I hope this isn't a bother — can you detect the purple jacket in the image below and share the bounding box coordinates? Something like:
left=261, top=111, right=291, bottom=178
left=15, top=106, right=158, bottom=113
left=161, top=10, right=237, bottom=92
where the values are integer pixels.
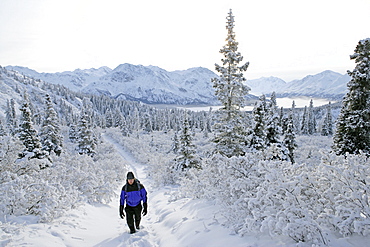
left=120, top=180, right=147, bottom=207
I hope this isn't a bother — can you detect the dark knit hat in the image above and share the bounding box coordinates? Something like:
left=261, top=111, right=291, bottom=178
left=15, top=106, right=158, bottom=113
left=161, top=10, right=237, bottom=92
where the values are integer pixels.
left=127, top=172, right=135, bottom=180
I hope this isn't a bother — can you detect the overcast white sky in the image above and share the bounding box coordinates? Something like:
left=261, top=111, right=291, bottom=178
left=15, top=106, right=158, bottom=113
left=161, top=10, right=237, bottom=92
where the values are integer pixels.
left=0, top=0, right=369, bottom=81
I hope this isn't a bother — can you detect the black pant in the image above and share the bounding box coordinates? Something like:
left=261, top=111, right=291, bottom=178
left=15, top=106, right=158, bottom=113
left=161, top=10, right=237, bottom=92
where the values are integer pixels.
left=125, top=204, right=142, bottom=231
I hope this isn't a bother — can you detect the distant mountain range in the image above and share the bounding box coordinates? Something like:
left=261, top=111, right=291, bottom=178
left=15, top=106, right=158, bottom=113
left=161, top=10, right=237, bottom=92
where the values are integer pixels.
left=246, top=70, right=350, bottom=99
left=6, top=64, right=219, bottom=105
left=5, top=65, right=350, bottom=105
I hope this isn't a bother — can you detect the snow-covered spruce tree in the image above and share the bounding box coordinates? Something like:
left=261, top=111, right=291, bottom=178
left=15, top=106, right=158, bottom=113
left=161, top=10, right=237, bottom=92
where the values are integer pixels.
left=82, top=97, right=95, bottom=128
left=114, top=109, right=124, bottom=128
left=120, top=117, right=131, bottom=137
left=249, top=95, right=267, bottom=151
left=68, top=124, right=78, bottom=143
left=321, top=102, right=333, bottom=136
left=291, top=100, right=301, bottom=134
left=301, top=106, right=309, bottom=135
left=279, top=107, right=288, bottom=134
left=174, top=112, right=200, bottom=176
left=40, top=94, right=63, bottom=156
left=212, top=9, right=250, bottom=158
left=105, top=108, right=114, bottom=128
left=5, top=99, right=17, bottom=136
left=17, top=94, right=48, bottom=162
left=130, top=108, right=141, bottom=132
left=283, top=110, right=297, bottom=163
left=203, top=108, right=213, bottom=138
left=76, top=111, right=96, bottom=156
left=170, top=131, right=180, bottom=154
left=308, top=99, right=316, bottom=135
left=142, top=111, right=153, bottom=133
left=266, top=92, right=282, bottom=146
left=333, top=38, right=370, bottom=155
left=0, top=119, right=6, bottom=136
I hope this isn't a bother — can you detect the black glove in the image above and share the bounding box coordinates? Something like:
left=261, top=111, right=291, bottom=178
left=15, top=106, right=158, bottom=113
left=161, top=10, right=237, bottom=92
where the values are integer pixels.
left=119, top=205, right=125, bottom=219
left=142, top=202, right=147, bottom=216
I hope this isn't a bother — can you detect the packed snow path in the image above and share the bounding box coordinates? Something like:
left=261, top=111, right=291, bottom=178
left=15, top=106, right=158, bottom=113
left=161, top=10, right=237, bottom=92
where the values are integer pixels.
left=88, top=134, right=251, bottom=247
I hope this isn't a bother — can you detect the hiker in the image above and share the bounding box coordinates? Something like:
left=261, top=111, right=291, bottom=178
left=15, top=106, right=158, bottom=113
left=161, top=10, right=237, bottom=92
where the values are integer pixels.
left=119, top=171, right=148, bottom=234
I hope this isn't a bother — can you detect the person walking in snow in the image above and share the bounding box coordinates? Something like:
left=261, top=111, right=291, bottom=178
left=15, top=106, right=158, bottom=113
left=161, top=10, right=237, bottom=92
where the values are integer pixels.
left=119, top=172, right=148, bottom=234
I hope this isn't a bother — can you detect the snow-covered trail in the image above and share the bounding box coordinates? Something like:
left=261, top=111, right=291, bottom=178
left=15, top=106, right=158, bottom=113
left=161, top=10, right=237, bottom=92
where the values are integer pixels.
left=100, top=134, right=261, bottom=247
left=99, top=133, right=169, bottom=247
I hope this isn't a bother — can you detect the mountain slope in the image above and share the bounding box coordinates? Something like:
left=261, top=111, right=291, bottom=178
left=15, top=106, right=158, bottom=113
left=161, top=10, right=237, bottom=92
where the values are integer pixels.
left=6, top=64, right=220, bottom=105
left=246, top=76, right=287, bottom=95
left=5, top=65, right=112, bottom=91
left=0, top=66, right=84, bottom=120
left=246, top=70, right=350, bottom=99
left=278, top=70, right=350, bottom=98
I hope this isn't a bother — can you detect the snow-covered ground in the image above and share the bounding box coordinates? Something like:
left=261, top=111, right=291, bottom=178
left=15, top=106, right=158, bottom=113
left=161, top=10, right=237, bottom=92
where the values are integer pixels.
left=2, top=134, right=369, bottom=247
left=1, top=135, right=263, bottom=246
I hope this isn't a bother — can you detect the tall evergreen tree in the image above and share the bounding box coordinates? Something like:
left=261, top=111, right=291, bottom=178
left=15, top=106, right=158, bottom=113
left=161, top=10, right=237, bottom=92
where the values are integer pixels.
left=283, top=110, right=298, bottom=163
left=291, top=100, right=300, bottom=134
left=301, top=106, right=309, bottom=135
left=280, top=107, right=288, bottom=135
left=203, top=108, right=212, bottom=138
left=40, top=94, right=63, bottom=156
left=308, top=99, right=316, bottom=135
left=0, top=119, right=6, bottom=136
left=18, top=94, right=48, bottom=161
left=321, top=102, right=333, bottom=136
left=130, top=108, right=140, bottom=132
left=142, top=112, right=153, bottom=133
left=171, top=131, right=180, bottom=154
left=333, top=38, right=370, bottom=155
left=174, top=112, right=200, bottom=173
left=114, top=109, right=124, bottom=128
left=249, top=95, right=267, bottom=151
left=105, top=109, right=114, bottom=128
left=212, top=9, right=250, bottom=157
left=69, top=124, right=78, bottom=143
left=266, top=92, right=281, bottom=145
left=120, top=117, right=130, bottom=137
left=5, top=99, right=17, bottom=135
left=76, top=107, right=96, bottom=156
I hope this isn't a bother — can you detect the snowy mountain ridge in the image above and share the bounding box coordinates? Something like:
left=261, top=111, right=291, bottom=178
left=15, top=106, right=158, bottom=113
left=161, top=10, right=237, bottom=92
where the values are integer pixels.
left=6, top=64, right=219, bottom=105
left=6, top=65, right=350, bottom=104
left=246, top=70, right=350, bottom=99
left=276, top=70, right=350, bottom=99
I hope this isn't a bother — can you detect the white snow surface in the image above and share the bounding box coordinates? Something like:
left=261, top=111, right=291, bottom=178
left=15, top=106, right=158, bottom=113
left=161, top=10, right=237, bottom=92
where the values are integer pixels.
left=2, top=134, right=370, bottom=247
left=2, top=135, right=266, bottom=247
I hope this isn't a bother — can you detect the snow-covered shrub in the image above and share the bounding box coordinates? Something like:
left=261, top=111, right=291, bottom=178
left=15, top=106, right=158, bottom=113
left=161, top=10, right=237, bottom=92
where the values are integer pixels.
left=182, top=141, right=369, bottom=243
left=0, top=129, right=127, bottom=223
left=0, top=168, right=76, bottom=222
left=182, top=152, right=328, bottom=244
left=0, top=136, right=23, bottom=172
left=295, top=135, right=332, bottom=164
left=0, top=172, right=30, bottom=217
left=181, top=153, right=264, bottom=229
left=243, top=160, right=327, bottom=245
left=318, top=152, right=370, bottom=236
